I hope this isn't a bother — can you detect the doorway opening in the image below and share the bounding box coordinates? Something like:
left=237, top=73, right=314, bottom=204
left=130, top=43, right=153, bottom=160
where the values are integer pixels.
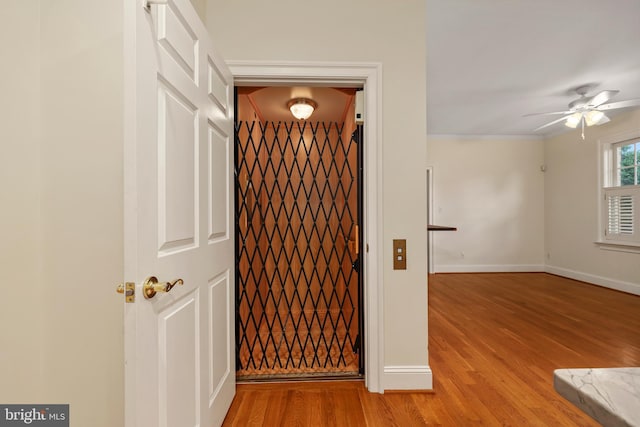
left=234, top=87, right=364, bottom=380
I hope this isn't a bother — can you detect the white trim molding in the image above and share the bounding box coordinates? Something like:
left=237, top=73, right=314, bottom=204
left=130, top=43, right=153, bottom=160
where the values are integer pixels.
left=427, top=134, right=544, bottom=141
left=545, top=265, right=640, bottom=296
left=594, top=241, right=640, bottom=254
left=228, top=60, right=385, bottom=393
left=384, top=365, right=433, bottom=391
left=426, top=167, right=435, bottom=274
left=435, top=264, right=545, bottom=273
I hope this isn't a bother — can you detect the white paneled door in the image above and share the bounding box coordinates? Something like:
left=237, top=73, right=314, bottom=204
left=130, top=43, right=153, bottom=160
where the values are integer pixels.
left=124, top=0, right=234, bottom=426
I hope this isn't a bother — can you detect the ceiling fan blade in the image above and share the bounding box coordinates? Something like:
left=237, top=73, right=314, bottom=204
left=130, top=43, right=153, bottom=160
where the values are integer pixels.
left=534, top=115, right=571, bottom=131
left=588, top=90, right=619, bottom=107
left=523, top=111, right=572, bottom=117
left=596, top=98, right=640, bottom=111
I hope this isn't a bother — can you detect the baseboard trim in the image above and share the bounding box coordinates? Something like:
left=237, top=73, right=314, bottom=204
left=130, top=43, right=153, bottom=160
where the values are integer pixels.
left=434, top=264, right=545, bottom=273
left=545, top=265, right=640, bottom=296
left=383, top=365, right=432, bottom=391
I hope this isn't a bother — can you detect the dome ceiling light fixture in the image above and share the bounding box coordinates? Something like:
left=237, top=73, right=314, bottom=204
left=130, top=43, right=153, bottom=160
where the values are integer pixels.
left=287, top=98, right=318, bottom=120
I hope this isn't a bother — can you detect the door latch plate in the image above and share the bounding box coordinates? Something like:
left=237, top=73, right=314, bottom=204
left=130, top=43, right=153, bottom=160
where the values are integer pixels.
left=117, top=282, right=136, bottom=303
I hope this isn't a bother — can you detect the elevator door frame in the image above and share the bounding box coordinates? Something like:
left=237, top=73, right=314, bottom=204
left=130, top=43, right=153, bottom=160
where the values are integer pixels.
left=230, top=61, right=384, bottom=393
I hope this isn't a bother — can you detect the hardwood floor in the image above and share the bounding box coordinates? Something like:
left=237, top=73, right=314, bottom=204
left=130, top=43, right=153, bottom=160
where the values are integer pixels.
left=222, top=273, right=640, bottom=426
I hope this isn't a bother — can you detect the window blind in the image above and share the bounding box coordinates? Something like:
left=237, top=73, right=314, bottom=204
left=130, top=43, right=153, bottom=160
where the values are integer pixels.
left=607, top=194, right=634, bottom=235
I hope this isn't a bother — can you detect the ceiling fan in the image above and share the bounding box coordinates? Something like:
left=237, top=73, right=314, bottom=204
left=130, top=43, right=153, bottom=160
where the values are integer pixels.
left=526, top=85, right=640, bottom=138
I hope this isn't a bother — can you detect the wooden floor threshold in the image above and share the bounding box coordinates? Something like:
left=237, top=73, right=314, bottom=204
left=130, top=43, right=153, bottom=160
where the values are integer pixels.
left=237, top=372, right=363, bottom=384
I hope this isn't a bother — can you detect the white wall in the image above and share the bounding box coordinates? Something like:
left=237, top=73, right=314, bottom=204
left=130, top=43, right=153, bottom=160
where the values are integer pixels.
left=427, top=111, right=639, bottom=293
left=39, top=1, right=124, bottom=424
left=428, top=136, right=545, bottom=272
left=0, top=0, right=44, bottom=401
left=206, top=0, right=430, bottom=386
left=0, top=1, right=124, bottom=425
left=40, top=1, right=124, bottom=423
left=545, top=109, right=640, bottom=293
left=189, top=0, right=207, bottom=22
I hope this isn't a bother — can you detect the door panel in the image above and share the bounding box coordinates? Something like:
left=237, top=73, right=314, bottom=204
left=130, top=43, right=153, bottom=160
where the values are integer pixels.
left=161, top=295, right=199, bottom=427
left=157, top=2, right=198, bottom=81
left=125, top=0, right=234, bottom=426
left=208, top=59, right=229, bottom=114
left=208, top=123, right=229, bottom=241
left=158, top=82, right=198, bottom=252
left=209, top=272, right=230, bottom=400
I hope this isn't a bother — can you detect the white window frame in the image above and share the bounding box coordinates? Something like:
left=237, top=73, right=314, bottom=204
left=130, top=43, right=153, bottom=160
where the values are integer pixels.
left=597, top=130, right=640, bottom=252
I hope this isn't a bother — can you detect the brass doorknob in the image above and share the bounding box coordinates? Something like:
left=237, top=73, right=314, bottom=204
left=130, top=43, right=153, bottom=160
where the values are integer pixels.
left=143, top=276, right=184, bottom=299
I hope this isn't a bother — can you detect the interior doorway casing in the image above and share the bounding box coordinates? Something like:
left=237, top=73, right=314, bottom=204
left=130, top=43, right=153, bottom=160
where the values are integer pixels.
left=426, top=167, right=434, bottom=274
left=229, top=61, right=384, bottom=393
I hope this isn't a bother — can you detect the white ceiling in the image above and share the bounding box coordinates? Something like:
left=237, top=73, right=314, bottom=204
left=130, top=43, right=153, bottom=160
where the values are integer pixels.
left=426, top=0, right=640, bottom=137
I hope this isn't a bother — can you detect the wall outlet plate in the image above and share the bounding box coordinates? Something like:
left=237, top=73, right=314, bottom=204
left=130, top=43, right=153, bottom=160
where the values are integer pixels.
left=393, top=239, right=407, bottom=270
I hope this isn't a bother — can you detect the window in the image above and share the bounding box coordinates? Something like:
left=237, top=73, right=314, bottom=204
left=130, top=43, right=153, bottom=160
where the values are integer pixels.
left=614, top=140, right=640, bottom=186
left=601, top=135, right=640, bottom=247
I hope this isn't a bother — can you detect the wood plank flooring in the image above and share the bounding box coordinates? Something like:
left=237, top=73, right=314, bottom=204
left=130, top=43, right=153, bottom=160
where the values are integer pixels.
left=222, top=273, right=640, bottom=426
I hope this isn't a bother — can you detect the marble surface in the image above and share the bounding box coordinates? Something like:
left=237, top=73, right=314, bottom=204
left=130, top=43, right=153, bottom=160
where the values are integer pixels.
left=554, top=368, right=640, bottom=427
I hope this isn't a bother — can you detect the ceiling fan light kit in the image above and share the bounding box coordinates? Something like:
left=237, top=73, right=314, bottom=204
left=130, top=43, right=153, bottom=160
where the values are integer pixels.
left=564, top=110, right=609, bottom=129
left=564, top=112, right=582, bottom=129
left=585, top=110, right=608, bottom=126
left=526, top=85, right=640, bottom=138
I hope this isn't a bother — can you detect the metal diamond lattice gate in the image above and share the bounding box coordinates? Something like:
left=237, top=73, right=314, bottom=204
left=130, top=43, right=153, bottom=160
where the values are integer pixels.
left=235, top=120, right=361, bottom=378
